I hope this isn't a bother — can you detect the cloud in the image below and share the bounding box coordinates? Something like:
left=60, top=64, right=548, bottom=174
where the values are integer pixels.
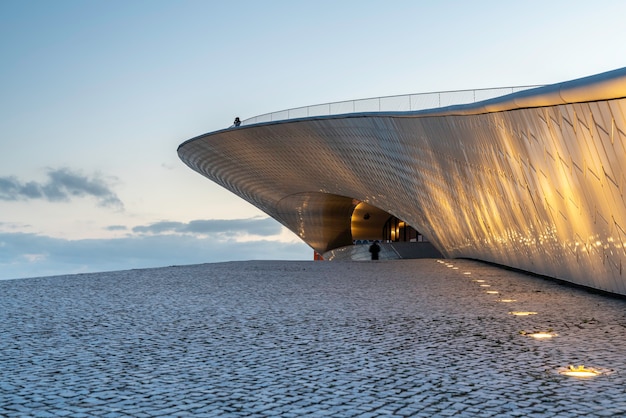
left=0, top=217, right=311, bottom=280
left=0, top=168, right=123, bottom=210
left=104, top=225, right=128, bottom=231
left=132, top=218, right=281, bottom=237
left=161, top=162, right=177, bottom=170
left=0, top=231, right=311, bottom=280
left=133, top=221, right=185, bottom=235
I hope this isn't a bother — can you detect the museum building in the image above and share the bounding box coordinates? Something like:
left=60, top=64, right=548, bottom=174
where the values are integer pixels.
left=178, top=67, right=626, bottom=295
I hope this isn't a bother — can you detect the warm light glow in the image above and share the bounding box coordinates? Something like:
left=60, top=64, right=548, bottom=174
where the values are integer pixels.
left=528, top=332, right=555, bottom=339
left=509, top=311, right=537, bottom=316
left=498, top=299, right=517, bottom=302
left=463, top=272, right=472, bottom=275
left=473, top=279, right=486, bottom=283
left=479, top=284, right=491, bottom=287
left=520, top=330, right=557, bottom=339
left=486, top=290, right=499, bottom=294
left=560, top=365, right=600, bottom=377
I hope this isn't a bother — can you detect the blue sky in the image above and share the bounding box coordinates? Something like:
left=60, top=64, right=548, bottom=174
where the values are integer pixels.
left=2, top=0, right=626, bottom=280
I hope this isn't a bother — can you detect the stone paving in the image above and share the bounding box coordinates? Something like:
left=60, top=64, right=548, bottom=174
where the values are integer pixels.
left=2, top=259, right=626, bottom=417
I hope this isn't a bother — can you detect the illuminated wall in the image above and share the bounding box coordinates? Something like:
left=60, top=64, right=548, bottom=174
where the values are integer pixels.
left=179, top=67, right=626, bottom=295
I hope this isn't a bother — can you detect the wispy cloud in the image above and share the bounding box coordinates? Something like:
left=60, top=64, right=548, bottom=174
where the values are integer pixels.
left=0, top=216, right=310, bottom=280
left=0, top=168, right=123, bottom=210
left=104, top=225, right=128, bottom=231
left=132, top=218, right=281, bottom=237
left=0, top=231, right=310, bottom=280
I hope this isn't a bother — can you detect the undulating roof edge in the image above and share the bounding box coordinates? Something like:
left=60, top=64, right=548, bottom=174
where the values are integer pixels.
left=178, top=66, right=626, bottom=150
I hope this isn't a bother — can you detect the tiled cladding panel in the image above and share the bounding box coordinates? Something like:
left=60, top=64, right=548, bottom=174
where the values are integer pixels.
left=179, top=97, right=626, bottom=295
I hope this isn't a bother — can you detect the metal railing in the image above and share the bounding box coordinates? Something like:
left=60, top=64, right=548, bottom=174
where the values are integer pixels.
left=241, top=85, right=543, bottom=126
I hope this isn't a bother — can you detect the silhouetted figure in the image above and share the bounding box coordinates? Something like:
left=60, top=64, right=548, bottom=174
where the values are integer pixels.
left=233, top=117, right=241, bottom=127
left=369, top=240, right=381, bottom=260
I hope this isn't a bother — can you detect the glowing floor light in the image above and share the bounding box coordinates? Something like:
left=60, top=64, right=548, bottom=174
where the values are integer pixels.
left=509, top=311, right=537, bottom=316
left=520, top=330, right=557, bottom=339
left=560, top=365, right=601, bottom=377
left=486, top=290, right=499, bottom=294
left=529, top=333, right=554, bottom=339
left=498, top=299, right=517, bottom=303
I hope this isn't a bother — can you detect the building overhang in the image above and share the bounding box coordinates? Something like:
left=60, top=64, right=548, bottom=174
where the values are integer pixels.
left=179, top=67, right=626, bottom=295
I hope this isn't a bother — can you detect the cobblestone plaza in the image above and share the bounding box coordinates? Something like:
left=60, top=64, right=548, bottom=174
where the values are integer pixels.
left=2, top=259, right=626, bottom=416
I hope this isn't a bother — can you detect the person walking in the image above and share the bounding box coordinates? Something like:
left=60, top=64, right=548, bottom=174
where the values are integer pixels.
left=369, top=240, right=381, bottom=260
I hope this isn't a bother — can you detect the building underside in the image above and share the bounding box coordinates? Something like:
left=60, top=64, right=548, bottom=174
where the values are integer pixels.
left=178, top=67, right=626, bottom=295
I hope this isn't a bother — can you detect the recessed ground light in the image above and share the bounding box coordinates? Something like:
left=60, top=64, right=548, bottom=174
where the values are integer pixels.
left=463, top=272, right=472, bottom=275
left=473, top=279, right=486, bottom=283
left=559, top=365, right=601, bottom=377
left=520, top=330, right=557, bottom=339
left=528, top=332, right=554, bottom=339
left=498, top=299, right=517, bottom=302
left=479, top=284, right=491, bottom=287
left=509, top=311, right=537, bottom=316
left=486, top=290, right=499, bottom=294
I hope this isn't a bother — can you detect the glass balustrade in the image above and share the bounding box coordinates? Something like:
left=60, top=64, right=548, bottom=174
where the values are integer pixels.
left=241, top=85, right=542, bottom=126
